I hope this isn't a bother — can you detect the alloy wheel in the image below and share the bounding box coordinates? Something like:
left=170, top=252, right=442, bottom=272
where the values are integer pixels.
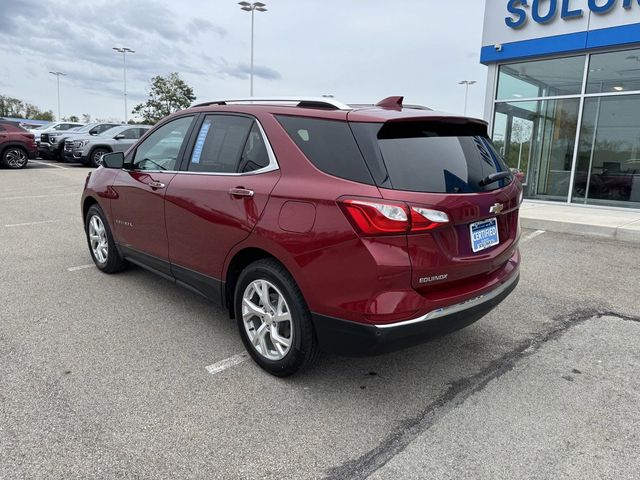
left=5, top=148, right=28, bottom=168
left=93, top=150, right=106, bottom=165
left=88, top=215, right=108, bottom=263
left=242, top=279, right=293, bottom=361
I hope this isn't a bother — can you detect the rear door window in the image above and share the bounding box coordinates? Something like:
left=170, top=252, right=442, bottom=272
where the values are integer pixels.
left=352, top=121, right=511, bottom=193
left=238, top=123, right=270, bottom=173
left=187, top=115, right=254, bottom=173
left=276, top=116, right=374, bottom=185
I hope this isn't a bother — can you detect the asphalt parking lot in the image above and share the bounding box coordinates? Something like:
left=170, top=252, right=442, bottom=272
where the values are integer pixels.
left=1, top=159, right=639, bottom=480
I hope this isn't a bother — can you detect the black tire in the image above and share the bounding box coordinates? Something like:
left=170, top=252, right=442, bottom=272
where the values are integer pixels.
left=89, top=148, right=110, bottom=168
left=234, top=259, right=319, bottom=377
left=54, top=147, right=65, bottom=162
left=1, top=146, right=29, bottom=169
left=84, top=204, right=127, bottom=273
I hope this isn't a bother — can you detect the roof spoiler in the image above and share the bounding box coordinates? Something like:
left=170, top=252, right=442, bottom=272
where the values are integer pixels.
left=376, top=96, right=404, bottom=109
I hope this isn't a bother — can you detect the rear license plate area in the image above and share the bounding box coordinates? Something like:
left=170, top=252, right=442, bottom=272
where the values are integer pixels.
left=470, top=218, right=499, bottom=253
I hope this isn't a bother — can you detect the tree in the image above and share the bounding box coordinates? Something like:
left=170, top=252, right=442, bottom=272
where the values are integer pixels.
left=33, top=110, right=55, bottom=121
left=81, top=113, right=91, bottom=123
left=132, top=72, right=196, bottom=124
left=0, top=95, right=55, bottom=121
left=0, top=95, right=25, bottom=117
left=63, top=115, right=80, bottom=122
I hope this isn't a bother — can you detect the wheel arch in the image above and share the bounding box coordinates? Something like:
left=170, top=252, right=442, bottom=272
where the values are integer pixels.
left=1, top=143, right=28, bottom=156
left=88, top=144, right=113, bottom=157
left=224, top=247, right=290, bottom=319
left=82, top=195, right=100, bottom=221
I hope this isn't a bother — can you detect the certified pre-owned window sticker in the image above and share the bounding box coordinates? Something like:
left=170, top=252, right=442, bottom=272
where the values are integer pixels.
left=191, top=119, right=212, bottom=165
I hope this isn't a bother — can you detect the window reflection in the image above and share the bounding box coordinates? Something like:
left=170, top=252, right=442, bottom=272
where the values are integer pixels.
left=497, top=56, right=585, bottom=100
left=494, top=99, right=580, bottom=200
left=586, top=49, right=640, bottom=94
left=572, top=95, right=640, bottom=207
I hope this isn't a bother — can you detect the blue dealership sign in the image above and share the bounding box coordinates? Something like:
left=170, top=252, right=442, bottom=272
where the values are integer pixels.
left=480, top=0, right=640, bottom=63
left=506, top=0, right=640, bottom=29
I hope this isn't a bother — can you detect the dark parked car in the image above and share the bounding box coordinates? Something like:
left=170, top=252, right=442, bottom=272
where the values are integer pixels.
left=573, top=160, right=640, bottom=202
left=0, top=122, right=37, bottom=169
left=81, top=97, right=522, bottom=376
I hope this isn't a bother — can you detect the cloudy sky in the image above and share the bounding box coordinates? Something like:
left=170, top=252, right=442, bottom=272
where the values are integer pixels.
left=0, top=0, right=488, bottom=122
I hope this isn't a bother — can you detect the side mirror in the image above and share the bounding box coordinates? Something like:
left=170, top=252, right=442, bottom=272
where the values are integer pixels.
left=114, top=134, right=126, bottom=140
left=101, top=152, right=124, bottom=169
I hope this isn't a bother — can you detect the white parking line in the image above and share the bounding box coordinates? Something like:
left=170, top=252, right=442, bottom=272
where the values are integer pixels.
left=30, top=160, right=69, bottom=170
left=0, top=192, right=79, bottom=201
left=4, top=220, right=60, bottom=228
left=521, top=230, right=546, bottom=243
left=67, top=264, right=95, bottom=272
left=205, top=354, right=249, bottom=375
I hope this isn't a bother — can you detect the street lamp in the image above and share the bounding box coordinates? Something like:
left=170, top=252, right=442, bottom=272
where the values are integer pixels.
left=113, top=47, right=135, bottom=123
left=49, top=71, right=66, bottom=121
left=458, top=80, right=477, bottom=116
left=238, top=1, right=267, bottom=97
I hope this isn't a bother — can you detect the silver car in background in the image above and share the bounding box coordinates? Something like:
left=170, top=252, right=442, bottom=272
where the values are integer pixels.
left=33, top=121, right=84, bottom=154
left=45, top=122, right=121, bottom=162
left=64, top=124, right=152, bottom=167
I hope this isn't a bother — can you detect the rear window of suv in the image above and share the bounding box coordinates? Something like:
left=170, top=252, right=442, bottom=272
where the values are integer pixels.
left=351, top=121, right=511, bottom=193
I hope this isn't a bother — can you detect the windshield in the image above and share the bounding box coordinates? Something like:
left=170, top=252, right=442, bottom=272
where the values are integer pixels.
left=75, top=124, right=97, bottom=133
left=34, top=123, right=53, bottom=130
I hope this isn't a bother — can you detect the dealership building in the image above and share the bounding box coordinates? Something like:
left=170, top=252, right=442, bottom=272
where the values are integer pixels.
left=482, top=0, right=640, bottom=209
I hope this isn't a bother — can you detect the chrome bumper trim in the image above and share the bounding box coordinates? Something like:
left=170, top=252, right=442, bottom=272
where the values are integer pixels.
left=376, top=272, right=519, bottom=330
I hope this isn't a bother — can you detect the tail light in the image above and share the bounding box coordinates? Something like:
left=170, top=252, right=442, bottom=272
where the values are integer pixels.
left=409, top=207, right=450, bottom=232
left=338, top=198, right=449, bottom=236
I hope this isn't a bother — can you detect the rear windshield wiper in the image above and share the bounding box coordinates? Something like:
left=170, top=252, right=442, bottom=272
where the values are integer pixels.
left=479, top=171, right=512, bottom=187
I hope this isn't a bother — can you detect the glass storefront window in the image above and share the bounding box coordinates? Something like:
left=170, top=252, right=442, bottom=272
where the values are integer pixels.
left=572, top=95, right=640, bottom=208
left=586, top=48, right=640, bottom=94
left=494, top=99, right=580, bottom=200
left=497, top=56, right=586, bottom=100
left=493, top=49, right=640, bottom=209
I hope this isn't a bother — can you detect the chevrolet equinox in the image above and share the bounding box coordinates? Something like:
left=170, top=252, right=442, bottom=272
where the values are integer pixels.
left=81, top=96, right=521, bottom=376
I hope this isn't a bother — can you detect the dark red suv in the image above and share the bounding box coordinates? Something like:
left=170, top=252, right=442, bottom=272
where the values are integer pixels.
left=81, top=97, right=521, bottom=376
left=0, top=122, right=37, bottom=169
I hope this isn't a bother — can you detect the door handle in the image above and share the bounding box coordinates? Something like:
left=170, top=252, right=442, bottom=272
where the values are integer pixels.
left=229, top=187, right=254, bottom=198
left=149, top=181, right=165, bottom=189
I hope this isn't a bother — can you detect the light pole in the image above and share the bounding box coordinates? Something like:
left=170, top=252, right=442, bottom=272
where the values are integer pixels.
left=458, top=80, right=477, bottom=116
left=113, top=47, right=135, bottom=123
left=238, top=2, right=267, bottom=97
left=49, top=71, right=66, bottom=120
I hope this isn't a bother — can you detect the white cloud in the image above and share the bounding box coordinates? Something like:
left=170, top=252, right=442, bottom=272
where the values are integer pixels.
left=0, top=0, right=488, bottom=121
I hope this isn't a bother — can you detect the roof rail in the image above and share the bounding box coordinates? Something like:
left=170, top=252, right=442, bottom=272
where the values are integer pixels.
left=191, top=96, right=352, bottom=111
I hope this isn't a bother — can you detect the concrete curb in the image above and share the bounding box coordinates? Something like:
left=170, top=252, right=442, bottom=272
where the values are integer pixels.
left=520, top=217, right=640, bottom=244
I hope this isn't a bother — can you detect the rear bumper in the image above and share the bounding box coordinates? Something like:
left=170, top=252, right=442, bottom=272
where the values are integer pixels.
left=312, top=270, right=519, bottom=356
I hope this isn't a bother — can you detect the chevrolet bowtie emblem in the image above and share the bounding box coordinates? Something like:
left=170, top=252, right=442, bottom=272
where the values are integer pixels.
left=490, top=203, right=504, bottom=214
